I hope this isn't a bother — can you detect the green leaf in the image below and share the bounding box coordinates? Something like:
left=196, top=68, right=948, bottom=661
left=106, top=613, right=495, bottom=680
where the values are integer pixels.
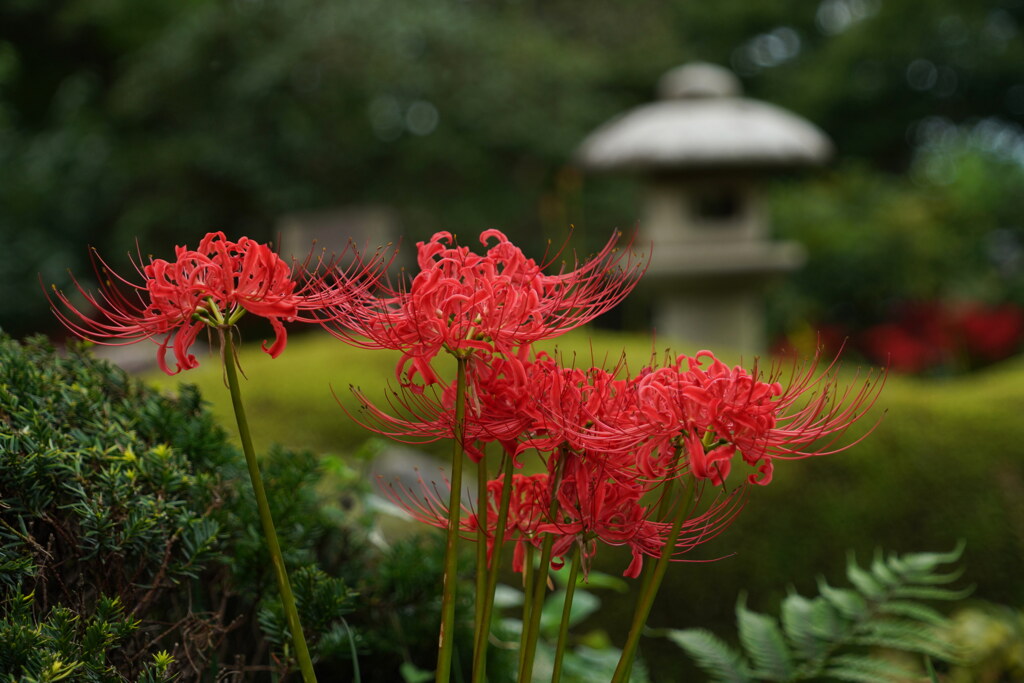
left=665, top=628, right=752, bottom=683
left=781, top=592, right=830, bottom=661
left=554, top=568, right=629, bottom=593
left=817, top=578, right=868, bottom=619
left=736, top=596, right=795, bottom=681
left=342, top=617, right=361, bottom=683
left=851, top=621, right=955, bottom=660
left=890, top=585, right=974, bottom=602
left=539, top=588, right=600, bottom=639
left=846, top=553, right=885, bottom=600
left=807, top=596, right=846, bottom=643
left=877, top=600, right=949, bottom=627
left=869, top=549, right=903, bottom=587
left=899, top=541, right=967, bottom=574
left=825, top=653, right=921, bottom=682
left=492, top=584, right=525, bottom=609
left=399, top=661, right=433, bottom=683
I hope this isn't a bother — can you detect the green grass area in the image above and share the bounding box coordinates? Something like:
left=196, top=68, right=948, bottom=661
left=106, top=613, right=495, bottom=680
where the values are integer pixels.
left=144, top=327, right=695, bottom=457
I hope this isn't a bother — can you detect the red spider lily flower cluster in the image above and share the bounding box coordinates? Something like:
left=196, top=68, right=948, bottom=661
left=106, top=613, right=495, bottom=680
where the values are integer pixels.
left=320, top=229, right=644, bottom=390
left=553, top=350, right=885, bottom=487
left=48, top=231, right=381, bottom=374
left=369, top=344, right=880, bottom=577
left=355, top=229, right=883, bottom=578
left=384, top=441, right=746, bottom=579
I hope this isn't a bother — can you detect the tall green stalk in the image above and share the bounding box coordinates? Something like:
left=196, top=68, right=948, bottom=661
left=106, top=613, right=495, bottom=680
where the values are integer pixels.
left=610, top=476, right=697, bottom=683
left=518, top=454, right=565, bottom=683
left=472, top=452, right=515, bottom=683
left=437, top=356, right=469, bottom=683
left=518, top=545, right=536, bottom=674
left=474, top=450, right=489, bottom=644
left=550, top=544, right=581, bottom=683
left=222, top=333, right=317, bottom=683
left=519, top=535, right=555, bottom=683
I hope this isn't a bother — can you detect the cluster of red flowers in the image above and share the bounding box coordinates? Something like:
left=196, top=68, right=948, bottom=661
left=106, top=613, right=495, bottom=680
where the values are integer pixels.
left=378, top=344, right=878, bottom=577
left=858, top=301, right=1024, bottom=373
left=49, top=231, right=378, bottom=374
left=49, top=229, right=882, bottom=579
left=344, top=231, right=881, bottom=578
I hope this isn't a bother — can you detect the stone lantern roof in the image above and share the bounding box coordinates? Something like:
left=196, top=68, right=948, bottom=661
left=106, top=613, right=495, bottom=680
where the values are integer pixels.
left=575, top=62, right=832, bottom=172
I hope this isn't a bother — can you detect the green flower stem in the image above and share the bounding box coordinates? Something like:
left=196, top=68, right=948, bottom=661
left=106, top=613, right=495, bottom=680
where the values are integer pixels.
left=472, top=451, right=515, bottom=683
left=550, top=544, right=581, bottom=683
left=518, top=534, right=555, bottom=683
left=634, top=474, right=679, bottom=605
left=518, top=455, right=565, bottom=683
left=437, top=355, right=469, bottom=683
left=474, top=449, right=489, bottom=639
left=610, top=476, right=697, bottom=683
left=222, top=333, right=317, bottom=683
left=518, top=544, right=536, bottom=674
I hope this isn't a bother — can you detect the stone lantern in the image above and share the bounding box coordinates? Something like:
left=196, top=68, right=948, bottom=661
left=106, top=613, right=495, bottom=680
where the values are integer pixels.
left=575, top=62, right=832, bottom=352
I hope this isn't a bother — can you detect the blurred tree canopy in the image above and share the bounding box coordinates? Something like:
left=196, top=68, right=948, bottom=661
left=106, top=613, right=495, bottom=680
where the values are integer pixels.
left=2, top=0, right=1023, bottom=337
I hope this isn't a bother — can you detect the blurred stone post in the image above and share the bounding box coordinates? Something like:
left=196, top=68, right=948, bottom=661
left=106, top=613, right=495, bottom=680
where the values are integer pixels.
left=575, top=62, right=832, bottom=352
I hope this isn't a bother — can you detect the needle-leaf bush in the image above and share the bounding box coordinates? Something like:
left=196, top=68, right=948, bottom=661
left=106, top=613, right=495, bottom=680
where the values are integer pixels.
left=0, top=333, right=453, bottom=680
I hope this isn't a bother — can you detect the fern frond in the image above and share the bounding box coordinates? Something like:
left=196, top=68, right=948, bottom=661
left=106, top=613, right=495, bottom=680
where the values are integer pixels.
left=869, top=549, right=902, bottom=587
left=899, top=541, right=967, bottom=572
left=665, top=628, right=752, bottom=683
left=736, top=596, right=795, bottom=681
left=846, top=553, right=886, bottom=600
left=890, top=584, right=974, bottom=602
left=851, top=620, right=956, bottom=660
left=781, top=592, right=833, bottom=661
left=910, top=567, right=966, bottom=585
left=668, top=545, right=969, bottom=682
left=825, top=653, right=921, bottom=682
left=817, top=578, right=868, bottom=620
left=807, top=597, right=845, bottom=641
left=884, top=540, right=962, bottom=581
left=877, top=600, right=948, bottom=627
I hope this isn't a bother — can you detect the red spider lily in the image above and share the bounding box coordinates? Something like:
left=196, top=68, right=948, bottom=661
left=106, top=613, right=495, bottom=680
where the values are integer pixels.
left=537, top=349, right=883, bottom=487
left=48, top=231, right=377, bottom=374
left=519, top=359, right=645, bottom=469
left=544, top=452, right=664, bottom=578
left=347, top=349, right=558, bottom=463
left=536, top=446, right=746, bottom=578
left=472, top=473, right=553, bottom=573
left=382, top=470, right=552, bottom=573
left=385, top=450, right=746, bottom=578
left=319, top=229, right=644, bottom=390
left=348, top=349, right=640, bottom=467
left=632, top=350, right=884, bottom=485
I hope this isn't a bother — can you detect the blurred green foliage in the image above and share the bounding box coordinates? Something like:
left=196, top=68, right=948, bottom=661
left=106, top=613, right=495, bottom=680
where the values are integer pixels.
left=770, top=124, right=1024, bottom=341
left=4, top=0, right=1024, bottom=337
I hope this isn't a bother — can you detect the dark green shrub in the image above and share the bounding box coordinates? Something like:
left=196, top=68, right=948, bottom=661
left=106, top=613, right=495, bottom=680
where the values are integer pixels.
left=0, top=334, right=462, bottom=681
left=0, top=334, right=238, bottom=679
left=0, top=592, right=175, bottom=682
